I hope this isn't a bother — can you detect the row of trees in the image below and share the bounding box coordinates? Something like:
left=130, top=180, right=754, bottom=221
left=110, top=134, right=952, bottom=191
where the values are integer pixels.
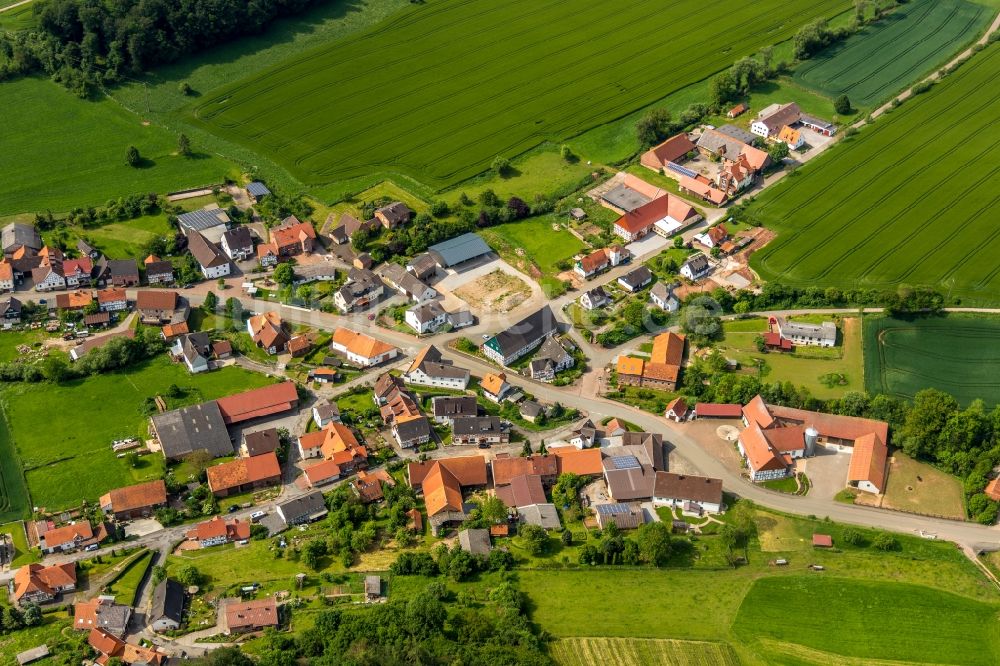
left=1, top=0, right=332, bottom=95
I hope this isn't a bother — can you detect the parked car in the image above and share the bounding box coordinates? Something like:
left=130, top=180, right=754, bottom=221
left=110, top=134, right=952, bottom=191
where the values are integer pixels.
left=250, top=510, right=266, bottom=521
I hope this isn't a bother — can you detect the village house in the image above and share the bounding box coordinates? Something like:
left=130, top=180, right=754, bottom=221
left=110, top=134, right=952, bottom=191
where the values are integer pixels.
left=381, top=263, right=436, bottom=302
left=221, top=226, right=255, bottom=261
left=615, top=331, right=685, bottom=391
left=247, top=311, right=290, bottom=354
left=664, top=396, right=689, bottom=422
left=479, top=372, right=511, bottom=403
left=257, top=242, right=280, bottom=268
left=579, top=286, right=610, bottom=310
left=276, top=491, right=328, bottom=527
left=55, top=290, right=92, bottom=311
left=107, top=259, right=140, bottom=287
left=407, top=455, right=488, bottom=535
left=327, top=212, right=379, bottom=245
left=173, top=331, right=211, bottom=373
left=330, top=327, right=398, bottom=366
left=62, top=257, right=93, bottom=288
left=777, top=125, right=805, bottom=150
left=0, top=264, right=14, bottom=293
left=617, top=266, right=653, bottom=292
left=88, top=628, right=167, bottom=666
left=100, top=480, right=167, bottom=520
left=73, top=597, right=132, bottom=636
left=694, top=224, right=729, bottom=249
left=497, top=473, right=560, bottom=529
left=392, top=412, right=432, bottom=449
left=271, top=216, right=317, bottom=256
left=374, top=202, right=413, bottom=229
left=38, top=521, right=105, bottom=554
left=96, top=287, right=128, bottom=312
left=206, top=452, right=282, bottom=497
left=10, top=563, right=77, bottom=604
left=680, top=254, right=711, bottom=281
left=406, top=252, right=439, bottom=281
left=519, top=400, right=543, bottom=423
left=403, top=345, right=470, bottom=389
left=574, top=245, right=629, bottom=279
left=483, top=305, right=559, bottom=365
left=405, top=300, right=448, bottom=334
left=186, top=516, right=251, bottom=547
left=334, top=268, right=384, bottom=313
left=135, top=290, right=181, bottom=324
left=144, top=255, right=175, bottom=285
left=303, top=459, right=342, bottom=488
left=187, top=230, right=231, bottom=279
left=492, top=453, right=559, bottom=487
left=649, top=282, right=679, bottom=312
left=373, top=373, right=405, bottom=406
left=350, top=469, right=395, bottom=503
left=613, top=194, right=700, bottom=242
left=297, top=422, right=368, bottom=473
left=771, top=315, right=837, bottom=347
left=452, top=416, right=509, bottom=447
left=222, top=597, right=280, bottom=634
left=751, top=102, right=802, bottom=140
left=652, top=472, right=724, bottom=515
left=150, top=579, right=184, bottom=632
left=528, top=336, right=575, bottom=382
left=432, top=395, right=479, bottom=424
left=240, top=428, right=280, bottom=458
left=0, top=296, right=21, bottom=324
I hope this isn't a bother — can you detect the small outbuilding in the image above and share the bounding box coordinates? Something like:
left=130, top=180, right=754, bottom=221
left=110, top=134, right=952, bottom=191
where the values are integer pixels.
left=812, top=534, right=833, bottom=548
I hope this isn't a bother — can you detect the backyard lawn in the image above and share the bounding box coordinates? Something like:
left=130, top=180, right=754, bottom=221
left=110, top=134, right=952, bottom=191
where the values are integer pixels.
left=717, top=316, right=864, bottom=399
left=480, top=215, right=586, bottom=280
left=0, top=521, right=37, bottom=567
left=2, top=356, right=274, bottom=512
left=880, top=452, right=966, bottom=520
left=105, top=549, right=154, bottom=606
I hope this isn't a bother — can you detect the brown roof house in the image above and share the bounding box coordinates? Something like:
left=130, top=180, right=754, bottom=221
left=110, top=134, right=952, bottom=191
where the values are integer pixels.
left=271, top=216, right=316, bottom=257
left=640, top=133, right=697, bottom=172
left=374, top=202, right=413, bottom=229
left=206, top=452, right=282, bottom=497
left=100, top=480, right=167, bottom=520
left=222, top=597, right=279, bottom=634
left=247, top=311, right=289, bottom=354
left=135, top=290, right=180, bottom=324
left=11, top=563, right=77, bottom=604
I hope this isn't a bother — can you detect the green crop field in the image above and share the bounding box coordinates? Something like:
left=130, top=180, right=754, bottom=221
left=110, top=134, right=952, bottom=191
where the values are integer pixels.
left=864, top=315, right=1000, bottom=406
left=750, top=42, right=1000, bottom=305
left=0, top=77, right=234, bottom=216
left=733, top=576, right=1000, bottom=665
left=190, top=0, right=849, bottom=189
left=0, top=403, right=31, bottom=524
left=0, top=356, right=274, bottom=512
left=550, top=637, right=740, bottom=666
left=794, top=0, right=991, bottom=107
left=0, top=0, right=38, bottom=32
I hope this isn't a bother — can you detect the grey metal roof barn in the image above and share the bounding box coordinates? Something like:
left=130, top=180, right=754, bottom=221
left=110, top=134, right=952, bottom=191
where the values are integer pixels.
left=716, top=124, right=756, bottom=145
left=150, top=401, right=232, bottom=460
left=428, top=233, right=492, bottom=267
left=2, top=222, right=42, bottom=254
left=601, top=184, right=652, bottom=212
left=177, top=208, right=230, bottom=235
left=246, top=181, right=271, bottom=198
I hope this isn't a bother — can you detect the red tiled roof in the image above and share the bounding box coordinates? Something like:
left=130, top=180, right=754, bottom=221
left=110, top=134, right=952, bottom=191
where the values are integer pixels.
left=225, top=597, right=279, bottom=631
left=491, top=454, right=558, bottom=487
left=135, top=290, right=177, bottom=311
left=695, top=403, right=743, bottom=418
left=579, top=249, right=609, bottom=274
left=408, top=455, right=487, bottom=488
left=615, top=194, right=697, bottom=235
left=304, top=459, right=341, bottom=486
left=206, top=452, right=281, bottom=493
left=40, top=521, right=93, bottom=549
left=739, top=423, right=786, bottom=474
left=847, top=433, right=888, bottom=492
left=986, top=477, right=1000, bottom=501
left=743, top=395, right=775, bottom=429
left=215, top=382, right=298, bottom=424
left=99, top=480, right=166, bottom=514
left=641, top=133, right=697, bottom=169
left=665, top=397, right=687, bottom=418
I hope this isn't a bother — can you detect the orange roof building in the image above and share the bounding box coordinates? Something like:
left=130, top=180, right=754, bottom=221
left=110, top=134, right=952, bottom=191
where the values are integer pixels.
left=847, top=433, right=888, bottom=494
left=737, top=422, right=789, bottom=482
left=38, top=521, right=95, bottom=553
left=270, top=218, right=316, bottom=256
left=330, top=328, right=398, bottom=367
left=491, top=454, right=559, bottom=486
left=480, top=372, right=509, bottom=400
left=100, top=480, right=167, bottom=519
left=303, top=459, right=342, bottom=488
left=986, top=477, right=1000, bottom=502
left=223, top=597, right=279, bottom=634
left=215, top=381, right=299, bottom=424
left=206, top=452, right=282, bottom=497
left=247, top=311, right=289, bottom=354
left=552, top=447, right=604, bottom=476
left=88, top=628, right=166, bottom=666
left=12, top=562, right=77, bottom=603
left=641, top=133, right=697, bottom=171
left=613, top=193, right=699, bottom=242
left=297, top=422, right=367, bottom=470
left=160, top=322, right=189, bottom=340
left=408, top=455, right=487, bottom=527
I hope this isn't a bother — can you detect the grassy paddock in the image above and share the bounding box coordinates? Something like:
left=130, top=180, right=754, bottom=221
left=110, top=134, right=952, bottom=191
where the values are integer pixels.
left=750, top=43, right=1000, bottom=305
left=733, top=576, right=1000, bottom=665
left=550, top=637, right=740, bottom=666
left=2, top=356, right=273, bottom=511
left=480, top=215, right=585, bottom=279
left=864, top=314, right=1000, bottom=405
left=882, top=452, right=966, bottom=519
left=0, top=77, right=234, bottom=216
left=189, top=0, right=850, bottom=189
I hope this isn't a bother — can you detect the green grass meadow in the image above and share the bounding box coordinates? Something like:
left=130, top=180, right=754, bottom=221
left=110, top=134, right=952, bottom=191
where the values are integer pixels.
left=864, top=315, right=1000, bottom=406
left=189, top=0, right=850, bottom=189
left=750, top=42, right=1000, bottom=305
left=733, top=576, right=1000, bottom=665
left=480, top=215, right=585, bottom=279
left=0, top=356, right=274, bottom=512
left=794, top=0, right=992, bottom=107
left=550, top=637, right=741, bottom=666
left=0, top=77, right=234, bottom=216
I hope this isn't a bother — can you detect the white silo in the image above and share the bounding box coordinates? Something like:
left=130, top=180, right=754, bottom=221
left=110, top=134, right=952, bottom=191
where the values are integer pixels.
left=805, top=426, right=819, bottom=457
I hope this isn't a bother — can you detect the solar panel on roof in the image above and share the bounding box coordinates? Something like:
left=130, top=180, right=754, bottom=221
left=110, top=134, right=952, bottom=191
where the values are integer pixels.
left=596, top=503, right=631, bottom=515
left=611, top=455, right=641, bottom=470
left=666, top=161, right=698, bottom=178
